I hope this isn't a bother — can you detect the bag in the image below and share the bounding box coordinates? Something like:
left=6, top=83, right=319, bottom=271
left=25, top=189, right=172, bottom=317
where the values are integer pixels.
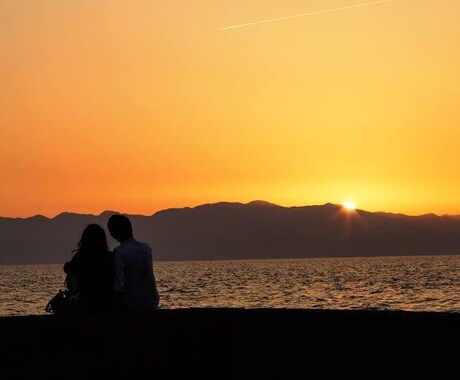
left=45, top=289, right=75, bottom=315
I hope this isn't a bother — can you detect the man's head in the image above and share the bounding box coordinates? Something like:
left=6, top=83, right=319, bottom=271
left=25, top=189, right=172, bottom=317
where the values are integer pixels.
left=108, top=214, right=133, bottom=243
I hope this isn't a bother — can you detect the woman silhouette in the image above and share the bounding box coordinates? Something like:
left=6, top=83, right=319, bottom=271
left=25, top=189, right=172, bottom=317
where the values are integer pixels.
left=64, top=224, right=114, bottom=314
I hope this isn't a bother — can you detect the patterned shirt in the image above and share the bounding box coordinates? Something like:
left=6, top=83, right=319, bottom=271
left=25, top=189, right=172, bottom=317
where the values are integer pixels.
left=113, top=239, right=160, bottom=312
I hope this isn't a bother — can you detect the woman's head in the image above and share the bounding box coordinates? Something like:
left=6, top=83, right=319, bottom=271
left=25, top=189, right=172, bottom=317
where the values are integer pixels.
left=76, top=224, right=108, bottom=255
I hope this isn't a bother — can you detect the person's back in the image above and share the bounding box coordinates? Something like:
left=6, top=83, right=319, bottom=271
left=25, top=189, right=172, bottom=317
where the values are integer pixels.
left=64, top=224, right=114, bottom=314
left=65, top=251, right=114, bottom=312
left=109, top=214, right=160, bottom=313
left=113, top=239, right=159, bottom=312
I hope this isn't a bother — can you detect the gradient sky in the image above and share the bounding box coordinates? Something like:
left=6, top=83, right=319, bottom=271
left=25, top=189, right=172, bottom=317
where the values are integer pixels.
left=1, top=0, right=459, bottom=217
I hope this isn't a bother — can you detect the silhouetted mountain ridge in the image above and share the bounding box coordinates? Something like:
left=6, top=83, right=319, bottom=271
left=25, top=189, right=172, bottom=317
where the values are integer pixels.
left=1, top=201, right=460, bottom=264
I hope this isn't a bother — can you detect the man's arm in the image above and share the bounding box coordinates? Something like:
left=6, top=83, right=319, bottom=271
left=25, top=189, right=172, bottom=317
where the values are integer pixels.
left=145, top=245, right=160, bottom=308
left=113, top=248, right=126, bottom=292
left=112, top=248, right=127, bottom=311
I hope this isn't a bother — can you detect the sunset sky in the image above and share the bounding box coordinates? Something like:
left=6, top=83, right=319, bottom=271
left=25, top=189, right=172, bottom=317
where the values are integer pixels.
left=1, top=0, right=459, bottom=218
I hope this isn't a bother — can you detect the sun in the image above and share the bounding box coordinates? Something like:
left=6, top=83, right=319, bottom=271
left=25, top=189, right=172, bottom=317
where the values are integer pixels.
left=343, top=201, right=356, bottom=211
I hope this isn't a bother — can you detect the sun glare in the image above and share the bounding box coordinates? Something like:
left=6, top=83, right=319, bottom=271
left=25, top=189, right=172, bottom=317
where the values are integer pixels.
left=343, top=201, right=356, bottom=211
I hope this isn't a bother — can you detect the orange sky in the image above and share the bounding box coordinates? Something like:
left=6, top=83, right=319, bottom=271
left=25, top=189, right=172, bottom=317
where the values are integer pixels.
left=1, top=0, right=459, bottom=218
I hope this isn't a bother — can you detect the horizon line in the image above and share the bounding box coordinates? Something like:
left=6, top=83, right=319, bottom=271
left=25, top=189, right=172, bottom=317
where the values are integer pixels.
left=1, top=200, right=457, bottom=220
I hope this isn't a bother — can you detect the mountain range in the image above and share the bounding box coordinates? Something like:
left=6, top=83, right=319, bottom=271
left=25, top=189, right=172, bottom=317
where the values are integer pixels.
left=1, top=201, right=460, bottom=265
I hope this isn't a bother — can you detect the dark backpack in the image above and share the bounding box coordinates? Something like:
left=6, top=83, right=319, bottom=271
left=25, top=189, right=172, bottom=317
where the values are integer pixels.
left=45, top=289, right=75, bottom=315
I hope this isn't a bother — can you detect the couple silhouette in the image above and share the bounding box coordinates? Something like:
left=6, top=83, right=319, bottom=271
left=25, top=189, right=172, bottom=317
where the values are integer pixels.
left=62, top=214, right=160, bottom=314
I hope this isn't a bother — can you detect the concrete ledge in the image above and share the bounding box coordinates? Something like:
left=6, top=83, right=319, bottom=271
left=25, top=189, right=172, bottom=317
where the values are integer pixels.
left=1, top=309, right=459, bottom=378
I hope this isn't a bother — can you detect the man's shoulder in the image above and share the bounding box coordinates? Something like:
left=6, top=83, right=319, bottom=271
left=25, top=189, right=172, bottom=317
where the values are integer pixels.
left=137, top=240, right=152, bottom=251
left=127, top=238, right=151, bottom=250
left=115, top=240, right=151, bottom=253
left=113, top=245, right=127, bottom=257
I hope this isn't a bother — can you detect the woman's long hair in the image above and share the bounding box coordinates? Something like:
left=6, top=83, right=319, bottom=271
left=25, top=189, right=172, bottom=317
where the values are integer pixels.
left=74, top=224, right=109, bottom=260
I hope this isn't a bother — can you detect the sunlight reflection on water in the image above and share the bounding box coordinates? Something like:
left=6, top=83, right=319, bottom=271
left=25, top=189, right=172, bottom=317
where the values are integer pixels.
left=1, top=256, right=460, bottom=316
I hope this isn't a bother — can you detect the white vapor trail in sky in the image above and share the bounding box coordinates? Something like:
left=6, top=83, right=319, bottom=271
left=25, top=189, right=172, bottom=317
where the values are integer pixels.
left=220, top=0, right=391, bottom=31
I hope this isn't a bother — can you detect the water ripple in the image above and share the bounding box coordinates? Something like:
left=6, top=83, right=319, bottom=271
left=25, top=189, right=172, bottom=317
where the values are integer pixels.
left=1, top=256, right=460, bottom=316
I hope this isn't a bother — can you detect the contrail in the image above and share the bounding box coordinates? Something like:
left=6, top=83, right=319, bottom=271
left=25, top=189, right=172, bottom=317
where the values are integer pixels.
left=220, top=0, right=390, bottom=31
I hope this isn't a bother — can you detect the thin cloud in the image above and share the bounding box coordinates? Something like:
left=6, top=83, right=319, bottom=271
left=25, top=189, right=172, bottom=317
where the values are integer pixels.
left=220, top=0, right=391, bottom=31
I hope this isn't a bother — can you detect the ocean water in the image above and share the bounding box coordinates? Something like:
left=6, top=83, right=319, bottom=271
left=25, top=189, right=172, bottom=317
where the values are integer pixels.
left=1, top=256, right=460, bottom=316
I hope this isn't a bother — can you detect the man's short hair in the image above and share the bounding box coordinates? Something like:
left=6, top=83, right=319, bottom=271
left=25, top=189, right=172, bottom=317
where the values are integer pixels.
left=108, top=214, right=133, bottom=240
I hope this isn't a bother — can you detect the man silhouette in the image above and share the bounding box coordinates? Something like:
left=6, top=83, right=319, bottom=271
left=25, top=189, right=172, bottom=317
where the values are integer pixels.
left=108, top=214, right=160, bottom=312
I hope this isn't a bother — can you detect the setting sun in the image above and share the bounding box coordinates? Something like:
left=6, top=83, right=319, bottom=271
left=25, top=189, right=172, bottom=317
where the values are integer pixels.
left=1, top=0, right=460, bottom=219
left=343, top=201, right=356, bottom=211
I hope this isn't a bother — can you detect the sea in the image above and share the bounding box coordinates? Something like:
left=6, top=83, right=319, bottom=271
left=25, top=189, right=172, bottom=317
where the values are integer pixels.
left=1, top=255, right=460, bottom=316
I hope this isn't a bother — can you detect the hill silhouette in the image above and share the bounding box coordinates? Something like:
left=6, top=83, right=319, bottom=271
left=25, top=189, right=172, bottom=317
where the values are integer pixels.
left=1, top=201, right=460, bottom=264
